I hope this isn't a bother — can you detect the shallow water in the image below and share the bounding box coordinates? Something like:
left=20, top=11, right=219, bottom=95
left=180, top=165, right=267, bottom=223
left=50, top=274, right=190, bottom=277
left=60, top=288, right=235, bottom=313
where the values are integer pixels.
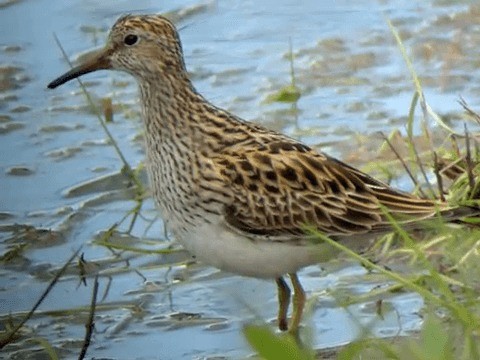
left=1, top=0, right=480, bottom=359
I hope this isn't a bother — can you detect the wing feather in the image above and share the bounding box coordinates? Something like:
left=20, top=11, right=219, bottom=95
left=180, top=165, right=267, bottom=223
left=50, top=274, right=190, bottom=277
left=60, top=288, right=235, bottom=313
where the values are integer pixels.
left=206, top=137, right=442, bottom=241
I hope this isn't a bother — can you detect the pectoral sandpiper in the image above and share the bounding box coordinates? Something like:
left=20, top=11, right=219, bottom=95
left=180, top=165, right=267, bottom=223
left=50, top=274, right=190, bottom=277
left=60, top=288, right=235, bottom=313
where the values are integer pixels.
left=48, top=14, right=468, bottom=334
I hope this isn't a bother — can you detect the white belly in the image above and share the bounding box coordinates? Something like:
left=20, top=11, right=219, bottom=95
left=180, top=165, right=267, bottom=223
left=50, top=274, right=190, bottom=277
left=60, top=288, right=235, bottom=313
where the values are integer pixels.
left=174, top=222, right=339, bottom=279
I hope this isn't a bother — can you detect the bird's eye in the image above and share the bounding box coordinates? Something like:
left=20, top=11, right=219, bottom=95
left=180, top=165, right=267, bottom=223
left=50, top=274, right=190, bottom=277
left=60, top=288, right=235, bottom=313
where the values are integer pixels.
left=124, top=34, right=138, bottom=46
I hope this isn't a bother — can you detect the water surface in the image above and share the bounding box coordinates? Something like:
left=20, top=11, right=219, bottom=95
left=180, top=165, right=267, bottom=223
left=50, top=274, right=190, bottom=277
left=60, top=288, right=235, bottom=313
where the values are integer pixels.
left=1, top=0, right=479, bottom=359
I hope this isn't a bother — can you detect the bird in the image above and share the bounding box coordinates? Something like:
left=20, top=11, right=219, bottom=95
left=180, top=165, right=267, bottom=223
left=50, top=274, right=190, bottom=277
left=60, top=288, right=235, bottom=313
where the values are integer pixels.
left=47, top=14, right=469, bottom=334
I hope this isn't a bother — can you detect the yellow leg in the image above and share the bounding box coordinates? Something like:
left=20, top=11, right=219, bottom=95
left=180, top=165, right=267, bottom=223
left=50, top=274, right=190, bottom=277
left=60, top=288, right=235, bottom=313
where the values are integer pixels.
left=275, top=277, right=291, bottom=331
left=288, top=273, right=305, bottom=334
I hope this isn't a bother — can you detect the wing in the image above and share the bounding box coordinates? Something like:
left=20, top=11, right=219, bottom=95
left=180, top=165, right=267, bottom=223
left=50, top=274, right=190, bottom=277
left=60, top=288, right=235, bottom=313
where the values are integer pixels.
left=211, top=138, right=440, bottom=240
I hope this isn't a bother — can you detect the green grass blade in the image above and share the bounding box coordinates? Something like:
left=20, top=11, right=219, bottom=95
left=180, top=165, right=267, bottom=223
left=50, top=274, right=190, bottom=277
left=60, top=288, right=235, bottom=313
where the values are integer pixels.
left=243, top=325, right=314, bottom=360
